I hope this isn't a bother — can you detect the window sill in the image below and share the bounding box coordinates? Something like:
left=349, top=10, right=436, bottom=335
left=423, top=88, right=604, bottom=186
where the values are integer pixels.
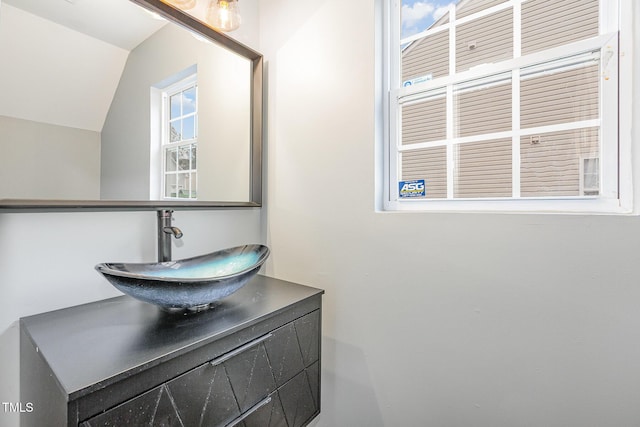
left=383, top=197, right=632, bottom=215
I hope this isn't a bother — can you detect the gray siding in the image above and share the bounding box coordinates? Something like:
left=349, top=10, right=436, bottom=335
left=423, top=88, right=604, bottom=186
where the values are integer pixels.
left=402, top=94, right=446, bottom=145
left=402, top=30, right=449, bottom=83
left=457, top=0, right=508, bottom=19
left=455, top=138, right=512, bottom=198
left=456, top=7, right=513, bottom=72
left=522, top=0, right=599, bottom=55
left=401, top=146, right=447, bottom=199
left=403, top=1, right=513, bottom=81
left=521, top=63, right=600, bottom=129
left=455, top=79, right=511, bottom=137
left=521, top=127, right=599, bottom=197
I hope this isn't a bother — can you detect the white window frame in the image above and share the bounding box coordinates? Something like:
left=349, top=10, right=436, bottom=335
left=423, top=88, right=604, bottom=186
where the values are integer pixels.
left=382, top=0, right=633, bottom=214
left=161, top=75, right=198, bottom=201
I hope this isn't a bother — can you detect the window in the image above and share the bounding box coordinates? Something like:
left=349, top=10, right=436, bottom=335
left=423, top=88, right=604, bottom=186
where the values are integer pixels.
left=162, top=76, right=198, bottom=200
left=383, top=0, right=629, bottom=212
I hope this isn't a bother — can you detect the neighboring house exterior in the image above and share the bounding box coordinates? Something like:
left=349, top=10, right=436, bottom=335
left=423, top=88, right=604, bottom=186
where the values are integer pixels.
left=399, top=0, right=601, bottom=199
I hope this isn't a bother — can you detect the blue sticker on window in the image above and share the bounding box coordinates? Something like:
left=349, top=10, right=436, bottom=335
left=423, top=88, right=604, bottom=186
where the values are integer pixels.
left=399, top=179, right=426, bottom=198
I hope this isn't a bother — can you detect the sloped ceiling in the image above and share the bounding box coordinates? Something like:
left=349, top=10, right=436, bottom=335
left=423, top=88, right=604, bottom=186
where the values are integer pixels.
left=3, top=0, right=166, bottom=50
left=0, top=0, right=166, bottom=132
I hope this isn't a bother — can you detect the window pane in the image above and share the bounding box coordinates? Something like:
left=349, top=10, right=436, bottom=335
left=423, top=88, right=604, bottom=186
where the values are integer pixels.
left=178, top=146, right=191, bottom=170
left=401, top=146, right=447, bottom=199
left=521, top=60, right=599, bottom=129
left=191, top=144, right=197, bottom=169
left=522, top=0, right=599, bottom=55
left=165, top=174, right=176, bottom=198
left=402, top=30, right=449, bottom=85
left=454, top=76, right=511, bottom=137
left=520, top=127, right=599, bottom=197
left=401, top=91, right=446, bottom=145
left=191, top=172, right=197, bottom=198
left=182, top=115, right=196, bottom=140
left=456, top=7, right=513, bottom=73
left=400, top=1, right=455, bottom=38
left=582, top=157, right=600, bottom=195
left=165, top=148, right=177, bottom=172
left=183, top=87, right=196, bottom=115
left=177, top=173, right=190, bottom=198
left=170, top=93, right=181, bottom=119
left=170, top=120, right=181, bottom=142
left=454, top=138, right=512, bottom=198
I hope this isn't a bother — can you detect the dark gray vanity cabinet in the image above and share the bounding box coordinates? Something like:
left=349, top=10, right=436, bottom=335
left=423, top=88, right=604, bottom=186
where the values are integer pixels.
left=20, top=276, right=323, bottom=427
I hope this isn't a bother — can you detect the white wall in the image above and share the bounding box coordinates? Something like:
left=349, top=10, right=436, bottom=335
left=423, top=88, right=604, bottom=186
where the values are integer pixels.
left=0, top=116, right=101, bottom=200
left=259, top=0, right=640, bottom=425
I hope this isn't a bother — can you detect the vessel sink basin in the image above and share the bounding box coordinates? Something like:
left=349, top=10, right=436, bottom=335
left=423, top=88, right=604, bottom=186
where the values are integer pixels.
left=95, top=244, right=270, bottom=310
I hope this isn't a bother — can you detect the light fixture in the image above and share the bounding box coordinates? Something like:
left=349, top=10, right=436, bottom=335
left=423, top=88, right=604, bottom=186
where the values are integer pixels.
left=206, top=0, right=241, bottom=32
left=163, top=0, right=196, bottom=10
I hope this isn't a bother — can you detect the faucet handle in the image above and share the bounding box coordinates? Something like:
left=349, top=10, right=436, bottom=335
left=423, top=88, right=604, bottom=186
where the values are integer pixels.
left=159, top=209, right=174, bottom=220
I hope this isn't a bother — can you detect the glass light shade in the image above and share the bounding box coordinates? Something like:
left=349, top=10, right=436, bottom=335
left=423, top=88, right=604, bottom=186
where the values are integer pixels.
left=206, top=0, right=241, bottom=32
left=164, top=0, right=197, bottom=10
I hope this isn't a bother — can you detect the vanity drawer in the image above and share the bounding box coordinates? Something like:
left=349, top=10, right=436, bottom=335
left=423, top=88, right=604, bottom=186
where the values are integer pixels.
left=80, top=310, right=320, bottom=427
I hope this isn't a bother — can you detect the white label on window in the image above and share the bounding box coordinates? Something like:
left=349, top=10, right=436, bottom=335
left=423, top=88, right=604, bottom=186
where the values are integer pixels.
left=403, top=74, right=433, bottom=87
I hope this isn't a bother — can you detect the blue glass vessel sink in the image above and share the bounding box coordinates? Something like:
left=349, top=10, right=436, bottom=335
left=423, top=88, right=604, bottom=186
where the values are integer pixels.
left=95, top=244, right=270, bottom=311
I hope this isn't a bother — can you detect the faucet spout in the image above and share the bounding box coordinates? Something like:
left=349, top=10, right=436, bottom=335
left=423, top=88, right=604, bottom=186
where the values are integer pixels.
left=157, top=210, right=182, bottom=262
left=163, top=226, right=183, bottom=239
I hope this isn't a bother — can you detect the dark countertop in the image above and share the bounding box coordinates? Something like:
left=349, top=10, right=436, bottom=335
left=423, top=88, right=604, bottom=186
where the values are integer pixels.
left=20, top=275, right=323, bottom=401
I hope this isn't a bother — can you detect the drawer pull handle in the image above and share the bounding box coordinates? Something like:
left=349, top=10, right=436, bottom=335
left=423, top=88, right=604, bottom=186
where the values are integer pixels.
left=226, top=396, right=272, bottom=427
left=210, top=333, right=273, bottom=367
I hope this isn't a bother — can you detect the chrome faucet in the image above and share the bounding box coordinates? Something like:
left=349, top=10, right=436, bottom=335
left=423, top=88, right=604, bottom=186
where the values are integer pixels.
left=157, top=210, right=183, bottom=262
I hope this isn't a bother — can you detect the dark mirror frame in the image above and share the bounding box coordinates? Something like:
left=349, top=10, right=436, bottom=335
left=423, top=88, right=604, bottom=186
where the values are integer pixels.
left=0, top=0, right=263, bottom=212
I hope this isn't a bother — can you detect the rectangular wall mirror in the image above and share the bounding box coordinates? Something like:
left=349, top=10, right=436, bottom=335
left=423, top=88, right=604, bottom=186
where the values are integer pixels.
left=0, top=0, right=262, bottom=210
